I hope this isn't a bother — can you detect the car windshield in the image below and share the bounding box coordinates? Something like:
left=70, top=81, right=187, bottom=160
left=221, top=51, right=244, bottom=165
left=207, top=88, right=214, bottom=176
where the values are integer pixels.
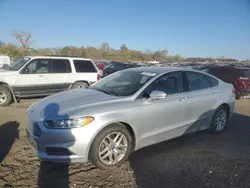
left=90, top=70, right=157, bottom=96
left=8, top=57, right=30, bottom=71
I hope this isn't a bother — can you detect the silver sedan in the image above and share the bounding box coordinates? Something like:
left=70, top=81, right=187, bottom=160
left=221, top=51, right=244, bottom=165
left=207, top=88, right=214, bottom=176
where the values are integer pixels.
left=26, top=67, right=235, bottom=169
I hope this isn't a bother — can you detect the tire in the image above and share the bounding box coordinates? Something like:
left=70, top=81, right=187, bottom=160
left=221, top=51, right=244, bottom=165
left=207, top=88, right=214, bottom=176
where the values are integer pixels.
left=209, top=106, right=229, bottom=133
left=235, top=95, right=241, bottom=100
left=235, top=87, right=244, bottom=100
left=89, top=123, right=133, bottom=170
left=0, top=86, right=13, bottom=107
left=71, top=81, right=89, bottom=89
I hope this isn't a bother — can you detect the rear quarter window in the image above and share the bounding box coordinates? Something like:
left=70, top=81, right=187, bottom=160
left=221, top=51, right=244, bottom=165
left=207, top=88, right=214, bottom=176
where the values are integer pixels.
left=185, top=71, right=211, bottom=91
left=73, top=60, right=97, bottom=73
left=205, top=75, right=219, bottom=87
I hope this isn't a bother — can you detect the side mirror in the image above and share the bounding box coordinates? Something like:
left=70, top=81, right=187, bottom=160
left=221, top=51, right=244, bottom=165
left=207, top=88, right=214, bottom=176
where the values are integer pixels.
left=149, top=90, right=167, bottom=100
left=21, top=68, right=30, bottom=74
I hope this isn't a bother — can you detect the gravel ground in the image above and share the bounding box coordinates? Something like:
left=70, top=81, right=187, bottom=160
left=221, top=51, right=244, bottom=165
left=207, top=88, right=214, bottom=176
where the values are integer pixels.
left=0, top=99, right=250, bottom=188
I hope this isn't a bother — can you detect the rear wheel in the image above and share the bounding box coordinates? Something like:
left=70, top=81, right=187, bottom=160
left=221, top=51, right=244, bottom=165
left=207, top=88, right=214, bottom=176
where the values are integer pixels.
left=0, top=86, right=12, bottom=107
left=235, top=95, right=241, bottom=100
left=89, top=124, right=133, bottom=170
left=209, top=106, right=229, bottom=133
left=71, top=81, right=89, bottom=89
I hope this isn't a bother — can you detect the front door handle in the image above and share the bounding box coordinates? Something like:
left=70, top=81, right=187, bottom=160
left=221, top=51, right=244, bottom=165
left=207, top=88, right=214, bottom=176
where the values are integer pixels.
left=38, top=75, right=47, bottom=79
left=212, top=92, right=216, bottom=96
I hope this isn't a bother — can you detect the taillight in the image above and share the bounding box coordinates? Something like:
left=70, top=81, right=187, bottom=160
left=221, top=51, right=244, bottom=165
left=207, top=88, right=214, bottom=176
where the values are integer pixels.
left=97, top=74, right=100, bottom=81
left=232, top=88, right=235, bottom=94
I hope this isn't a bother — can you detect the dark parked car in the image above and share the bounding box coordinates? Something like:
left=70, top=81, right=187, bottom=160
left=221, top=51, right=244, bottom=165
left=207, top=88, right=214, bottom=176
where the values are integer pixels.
left=199, top=66, right=250, bottom=99
left=102, top=61, right=139, bottom=78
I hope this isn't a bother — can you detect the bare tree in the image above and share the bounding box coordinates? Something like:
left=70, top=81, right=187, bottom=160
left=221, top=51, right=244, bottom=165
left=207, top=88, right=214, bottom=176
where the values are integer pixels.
left=12, top=31, right=33, bottom=52
left=120, top=44, right=128, bottom=52
left=100, top=42, right=111, bottom=52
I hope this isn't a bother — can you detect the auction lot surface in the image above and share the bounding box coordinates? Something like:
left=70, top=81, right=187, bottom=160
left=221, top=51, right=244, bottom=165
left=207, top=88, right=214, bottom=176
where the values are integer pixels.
left=0, top=99, right=250, bottom=188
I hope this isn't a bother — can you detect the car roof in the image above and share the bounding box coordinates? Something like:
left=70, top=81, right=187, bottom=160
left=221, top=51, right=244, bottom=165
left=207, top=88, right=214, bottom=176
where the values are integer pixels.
left=24, top=56, right=92, bottom=61
left=124, top=67, right=204, bottom=74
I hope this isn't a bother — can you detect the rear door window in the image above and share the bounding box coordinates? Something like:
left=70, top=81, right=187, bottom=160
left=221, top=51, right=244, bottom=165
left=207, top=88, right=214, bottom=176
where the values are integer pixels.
left=73, top=60, right=97, bottom=73
left=185, top=71, right=211, bottom=91
left=50, top=59, right=71, bottom=73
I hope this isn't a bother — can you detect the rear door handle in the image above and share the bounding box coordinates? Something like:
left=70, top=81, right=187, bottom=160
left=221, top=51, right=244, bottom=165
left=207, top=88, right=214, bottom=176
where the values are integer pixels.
left=212, top=92, right=216, bottom=96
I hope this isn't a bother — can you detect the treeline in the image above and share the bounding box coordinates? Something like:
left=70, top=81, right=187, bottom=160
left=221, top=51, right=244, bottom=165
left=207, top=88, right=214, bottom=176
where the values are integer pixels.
left=0, top=31, right=238, bottom=62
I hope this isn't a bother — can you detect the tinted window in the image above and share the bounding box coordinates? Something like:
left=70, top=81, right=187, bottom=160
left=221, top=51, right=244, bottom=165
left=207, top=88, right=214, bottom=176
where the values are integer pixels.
left=205, top=75, right=219, bottom=87
left=210, top=67, right=232, bottom=77
left=114, top=63, right=127, bottom=69
left=106, top=63, right=115, bottom=68
left=74, top=60, right=97, bottom=73
left=146, top=72, right=183, bottom=95
left=186, top=72, right=211, bottom=91
left=50, top=59, right=71, bottom=73
left=210, top=68, right=223, bottom=75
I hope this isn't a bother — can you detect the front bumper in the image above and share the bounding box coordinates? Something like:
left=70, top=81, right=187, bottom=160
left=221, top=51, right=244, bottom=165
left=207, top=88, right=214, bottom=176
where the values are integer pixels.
left=26, top=114, right=98, bottom=163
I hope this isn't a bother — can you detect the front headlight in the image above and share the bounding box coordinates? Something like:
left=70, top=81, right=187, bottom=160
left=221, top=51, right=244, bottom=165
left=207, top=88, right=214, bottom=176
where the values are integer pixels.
left=44, top=116, right=94, bottom=129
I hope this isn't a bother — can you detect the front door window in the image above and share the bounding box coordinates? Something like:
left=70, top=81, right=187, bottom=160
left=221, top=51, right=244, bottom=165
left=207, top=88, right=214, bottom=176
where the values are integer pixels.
left=24, top=59, right=49, bottom=74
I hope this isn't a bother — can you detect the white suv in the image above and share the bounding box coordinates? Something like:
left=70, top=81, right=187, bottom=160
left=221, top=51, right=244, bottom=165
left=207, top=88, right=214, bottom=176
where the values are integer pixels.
left=0, top=56, right=100, bottom=106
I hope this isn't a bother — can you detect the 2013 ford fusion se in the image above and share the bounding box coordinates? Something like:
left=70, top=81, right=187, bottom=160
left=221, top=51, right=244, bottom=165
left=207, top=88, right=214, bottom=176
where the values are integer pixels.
left=26, top=67, right=235, bottom=169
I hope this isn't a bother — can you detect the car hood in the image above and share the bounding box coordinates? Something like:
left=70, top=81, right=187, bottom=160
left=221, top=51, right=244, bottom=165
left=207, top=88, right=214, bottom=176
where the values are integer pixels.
left=30, top=89, right=123, bottom=120
left=0, top=69, right=13, bottom=74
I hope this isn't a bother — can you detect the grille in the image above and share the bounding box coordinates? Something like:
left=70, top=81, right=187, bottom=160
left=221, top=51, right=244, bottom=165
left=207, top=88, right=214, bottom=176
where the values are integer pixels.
left=33, top=123, right=42, bottom=137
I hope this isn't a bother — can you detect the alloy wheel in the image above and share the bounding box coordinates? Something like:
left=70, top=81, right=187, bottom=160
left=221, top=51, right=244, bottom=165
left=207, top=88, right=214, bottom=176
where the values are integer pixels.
left=98, top=132, right=128, bottom=165
left=0, top=91, right=7, bottom=105
left=215, top=109, right=228, bottom=131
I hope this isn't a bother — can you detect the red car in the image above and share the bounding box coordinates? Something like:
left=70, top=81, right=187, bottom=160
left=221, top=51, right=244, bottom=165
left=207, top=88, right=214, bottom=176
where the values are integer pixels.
left=202, top=66, right=250, bottom=99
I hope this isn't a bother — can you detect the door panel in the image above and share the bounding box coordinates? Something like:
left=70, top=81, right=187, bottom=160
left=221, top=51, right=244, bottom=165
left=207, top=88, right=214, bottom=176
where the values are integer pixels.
left=46, top=74, right=71, bottom=93
left=134, top=93, right=188, bottom=149
left=13, top=59, right=51, bottom=96
left=13, top=74, right=50, bottom=96
left=135, top=71, right=190, bottom=149
left=47, top=59, right=72, bottom=94
left=185, top=89, right=217, bottom=132
left=184, top=71, right=218, bottom=131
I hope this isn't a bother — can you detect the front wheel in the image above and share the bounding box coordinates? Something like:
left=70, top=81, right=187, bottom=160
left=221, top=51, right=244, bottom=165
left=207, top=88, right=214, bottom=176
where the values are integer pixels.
left=89, top=124, right=133, bottom=170
left=209, top=106, right=229, bottom=133
left=0, top=86, right=13, bottom=107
